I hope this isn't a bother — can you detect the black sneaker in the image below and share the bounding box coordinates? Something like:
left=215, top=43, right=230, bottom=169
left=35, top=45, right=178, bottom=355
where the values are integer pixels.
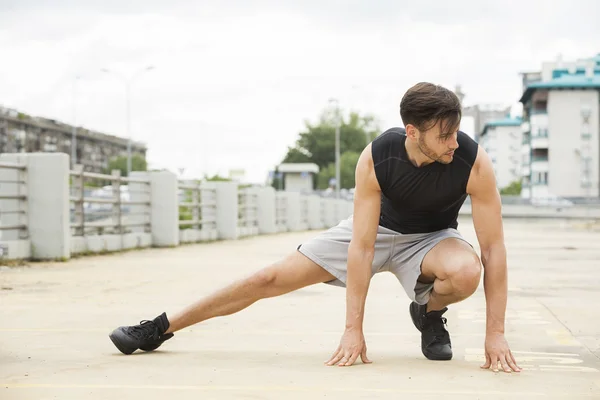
left=109, top=312, right=174, bottom=355
left=409, top=302, right=452, bottom=361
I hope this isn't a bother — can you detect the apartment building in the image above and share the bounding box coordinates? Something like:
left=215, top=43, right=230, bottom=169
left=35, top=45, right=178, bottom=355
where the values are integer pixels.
left=479, top=117, right=522, bottom=190
left=455, top=84, right=512, bottom=141
left=519, top=53, right=600, bottom=199
left=0, top=106, right=146, bottom=173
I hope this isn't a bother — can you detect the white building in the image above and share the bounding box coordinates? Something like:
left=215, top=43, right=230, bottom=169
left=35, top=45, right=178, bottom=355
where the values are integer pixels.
left=519, top=53, right=600, bottom=199
left=479, top=117, right=523, bottom=190
left=455, top=85, right=512, bottom=142
left=272, top=163, right=319, bottom=192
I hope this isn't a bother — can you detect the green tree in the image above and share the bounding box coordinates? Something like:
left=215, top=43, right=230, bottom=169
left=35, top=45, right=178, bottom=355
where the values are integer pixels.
left=316, top=151, right=361, bottom=190
left=500, top=180, right=522, bottom=195
left=281, top=107, right=380, bottom=189
left=105, top=154, right=147, bottom=177
left=203, top=174, right=231, bottom=182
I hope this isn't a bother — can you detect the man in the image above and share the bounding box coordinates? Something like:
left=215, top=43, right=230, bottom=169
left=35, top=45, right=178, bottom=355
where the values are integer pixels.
left=109, top=82, right=521, bottom=373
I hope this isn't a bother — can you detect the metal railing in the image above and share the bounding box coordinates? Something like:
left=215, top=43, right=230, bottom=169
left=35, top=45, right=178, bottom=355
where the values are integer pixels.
left=275, top=192, right=287, bottom=230
left=238, top=188, right=258, bottom=229
left=69, top=165, right=151, bottom=236
left=0, top=161, right=28, bottom=239
left=320, top=198, right=327, bottom=227
left=178, top=181, right=218, bottom=232
left=300, top=196, right=309, bottom=227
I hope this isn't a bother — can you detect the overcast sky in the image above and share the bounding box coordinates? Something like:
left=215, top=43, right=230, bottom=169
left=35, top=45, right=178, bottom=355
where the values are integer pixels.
left=1, top=0, right=598, bottom=183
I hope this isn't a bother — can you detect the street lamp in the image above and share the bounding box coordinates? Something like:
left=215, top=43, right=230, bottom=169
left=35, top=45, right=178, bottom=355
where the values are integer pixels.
left=71, top=75, right=80, bottom=169
left=101, top=65, right=155, bottom=176
left=329, top=98, right=341, bottom=199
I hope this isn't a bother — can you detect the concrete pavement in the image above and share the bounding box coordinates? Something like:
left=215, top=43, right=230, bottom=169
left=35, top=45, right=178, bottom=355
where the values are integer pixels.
left=2, top=216, right=600, bottom=399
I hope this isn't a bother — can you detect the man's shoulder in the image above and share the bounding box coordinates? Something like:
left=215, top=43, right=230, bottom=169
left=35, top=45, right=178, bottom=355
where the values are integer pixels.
left=372, top=127, right=405, bottom=161
left=378, top=127, right=406, bottom=138
left=456, top=131, right=479, bottom=168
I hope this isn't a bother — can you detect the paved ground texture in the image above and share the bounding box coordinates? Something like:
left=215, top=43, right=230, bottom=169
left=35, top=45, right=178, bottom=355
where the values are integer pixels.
left=2, top=216, right=600, bottom=399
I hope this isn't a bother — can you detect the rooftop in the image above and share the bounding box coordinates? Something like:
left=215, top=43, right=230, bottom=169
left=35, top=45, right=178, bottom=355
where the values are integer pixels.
left=481, top=117, right=522, bottom=136
left=0, top=105, right=147, bottom=150
left=519, top=74, right=600, bottom=103
left=276, top=163, right=319, bottom=174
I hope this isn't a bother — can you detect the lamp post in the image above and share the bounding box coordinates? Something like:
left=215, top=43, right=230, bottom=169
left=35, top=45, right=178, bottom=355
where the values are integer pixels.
left=329, top=98, right=341, bottom=199
left=71, top=75, right=80, bottom=169
left=101, top=65, right=155, bottom=176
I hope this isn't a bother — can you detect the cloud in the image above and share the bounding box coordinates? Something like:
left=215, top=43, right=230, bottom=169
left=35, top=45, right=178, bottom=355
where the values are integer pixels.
left=0, top=1, right=598, bottom=183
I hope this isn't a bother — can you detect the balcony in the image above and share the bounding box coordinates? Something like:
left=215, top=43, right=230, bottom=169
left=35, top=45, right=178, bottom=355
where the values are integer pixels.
left=530, top=128, right=549, bottom=149
left=531, top=154, right=549, bottom=173
left=531, top=136, right=549, bottom=149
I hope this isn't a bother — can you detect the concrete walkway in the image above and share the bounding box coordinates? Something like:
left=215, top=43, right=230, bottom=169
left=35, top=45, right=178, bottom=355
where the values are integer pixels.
left=2, top=216, right=600, bottom=399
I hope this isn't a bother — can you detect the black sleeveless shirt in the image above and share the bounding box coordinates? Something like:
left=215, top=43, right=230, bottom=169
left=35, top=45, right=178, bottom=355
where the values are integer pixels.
left=371, top=127, right=479, bottom=234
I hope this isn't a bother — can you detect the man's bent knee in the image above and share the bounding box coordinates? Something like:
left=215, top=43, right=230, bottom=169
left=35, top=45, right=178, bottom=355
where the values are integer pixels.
left=450, top=252, right=482, bottom=297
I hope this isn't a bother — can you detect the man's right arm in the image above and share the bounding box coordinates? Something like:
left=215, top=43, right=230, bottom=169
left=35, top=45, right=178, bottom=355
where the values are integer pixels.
left=324, top=144, right=381, bottom=367
left=345, top=143, right=382, bottom=331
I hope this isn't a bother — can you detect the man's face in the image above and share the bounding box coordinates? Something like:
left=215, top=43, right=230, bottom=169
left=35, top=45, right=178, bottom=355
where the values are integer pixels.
left=415, top=120, right=459, bottom=164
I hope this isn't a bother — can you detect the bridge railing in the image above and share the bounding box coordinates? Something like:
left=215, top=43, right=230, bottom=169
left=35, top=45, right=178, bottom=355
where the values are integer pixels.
left=69, top=165, right=151, bottom=237
left=275, top=192, right=288, bottom=232
left=237, top=187, right=259, bottom=237
left=0, top=161, right=28, bottom=241
left=0, top=161, right=29, bottom=259
left=178, top=180, right=219, bottom=243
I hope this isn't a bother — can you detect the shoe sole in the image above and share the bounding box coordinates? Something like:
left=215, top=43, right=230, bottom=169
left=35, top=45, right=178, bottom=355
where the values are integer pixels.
left=109, top=329, right=137, bottom=355
left=423, top=349, right=453, bottom=361
left=408, top=302, right=453, bottom=361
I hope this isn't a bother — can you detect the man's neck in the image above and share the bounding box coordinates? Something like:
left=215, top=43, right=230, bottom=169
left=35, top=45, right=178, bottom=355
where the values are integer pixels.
left=404, top=140, right=435, bottom=167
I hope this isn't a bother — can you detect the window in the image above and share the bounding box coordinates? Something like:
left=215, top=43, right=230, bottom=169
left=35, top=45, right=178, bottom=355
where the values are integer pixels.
left=533, top=172, right=548, bottom=185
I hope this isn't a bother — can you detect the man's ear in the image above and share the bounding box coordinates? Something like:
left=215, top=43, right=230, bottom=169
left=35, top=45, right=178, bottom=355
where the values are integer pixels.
left=405, top=124, right=419, bottom=140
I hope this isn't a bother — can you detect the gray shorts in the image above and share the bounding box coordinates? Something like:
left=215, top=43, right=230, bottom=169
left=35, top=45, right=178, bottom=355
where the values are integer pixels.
left=297, top=216, right=471, bottom=305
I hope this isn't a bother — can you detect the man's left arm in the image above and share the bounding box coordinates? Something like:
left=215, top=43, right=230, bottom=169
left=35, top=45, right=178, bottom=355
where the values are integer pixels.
left=466, top=146, right=521, bottom=373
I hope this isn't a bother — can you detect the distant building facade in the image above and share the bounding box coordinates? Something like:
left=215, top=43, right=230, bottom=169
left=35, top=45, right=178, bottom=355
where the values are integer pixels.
left=270, top=163, right=319, bottom=192
left=454, top=85, right=512, bottom=142
left=519, top=53, right=600, bottom=199
left=0, top=106, right=146, bottom=173
left=479, top=117, right=523, bottom=190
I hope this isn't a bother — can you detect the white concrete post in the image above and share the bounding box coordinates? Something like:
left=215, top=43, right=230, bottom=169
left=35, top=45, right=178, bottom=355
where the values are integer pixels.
left=336, top=199, right=351, bottom=222
left=215, top=181, right=239, bottom=240
left=254, top=186, right=276, bottom=234
left=284, top=191, right=302, bottom=231
left=29, top=153, right=70, bottom=259
left=307, top=194, right=324, bottom=230
left=149, top=170, right=179, bottom=247
left=1, top=153, right=71, bottom=260
left=128, top=171, right=151, bottom=234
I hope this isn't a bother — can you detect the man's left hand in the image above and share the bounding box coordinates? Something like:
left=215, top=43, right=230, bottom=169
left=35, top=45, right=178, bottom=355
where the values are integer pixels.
left=481, top=332, right=522, bottom=373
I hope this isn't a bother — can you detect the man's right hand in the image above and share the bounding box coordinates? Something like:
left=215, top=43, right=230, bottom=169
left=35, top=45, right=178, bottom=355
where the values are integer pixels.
left=325, top=327, right=372, bottom=367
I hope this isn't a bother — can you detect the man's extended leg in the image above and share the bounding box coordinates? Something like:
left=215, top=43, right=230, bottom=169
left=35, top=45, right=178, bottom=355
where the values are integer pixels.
left=165, top=251, right=335, bottom=333
left=109, top=250, right=335, bottom=354
left=409, top=237, right=482, bottom=360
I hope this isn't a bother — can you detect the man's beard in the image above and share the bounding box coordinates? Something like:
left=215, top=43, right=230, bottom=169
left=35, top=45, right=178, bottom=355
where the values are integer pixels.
left=417, top=135, right=450, bottom=164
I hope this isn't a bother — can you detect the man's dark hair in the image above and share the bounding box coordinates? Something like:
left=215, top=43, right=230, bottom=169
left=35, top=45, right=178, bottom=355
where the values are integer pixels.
left=399, top=82, right=462, bottom=138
